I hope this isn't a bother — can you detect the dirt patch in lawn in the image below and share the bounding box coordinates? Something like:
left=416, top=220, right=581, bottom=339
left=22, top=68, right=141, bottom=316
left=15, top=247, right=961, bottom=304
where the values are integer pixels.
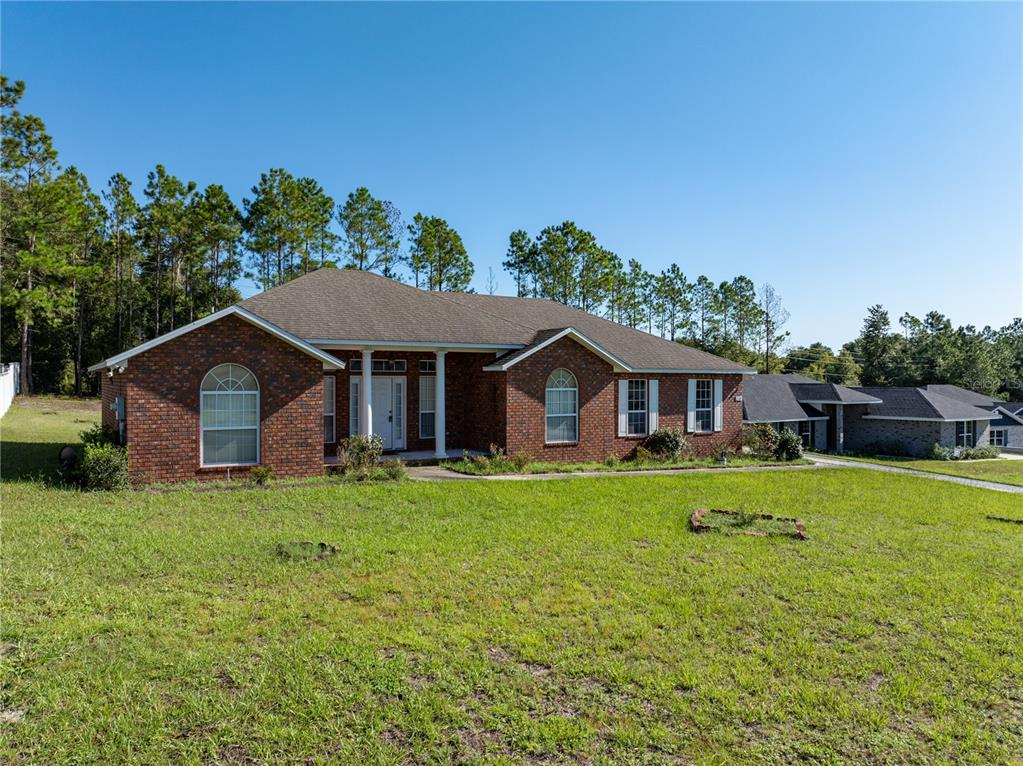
left=274, top=541, right=338, bottom=561
left=690, top=508, right=807, bottom=539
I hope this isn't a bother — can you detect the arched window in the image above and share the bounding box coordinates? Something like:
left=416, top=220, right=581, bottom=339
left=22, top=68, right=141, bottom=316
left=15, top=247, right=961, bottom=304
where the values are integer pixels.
left=200, top=364, right=259, bottom=466
left=545, top=368, right=578, bottom=443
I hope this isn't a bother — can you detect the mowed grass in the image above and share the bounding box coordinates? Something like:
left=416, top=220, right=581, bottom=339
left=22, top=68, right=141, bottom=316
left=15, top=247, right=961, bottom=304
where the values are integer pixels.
left=2, top=400, right=1023, bottom=765
left=837, top=453, right=1023, bottom=488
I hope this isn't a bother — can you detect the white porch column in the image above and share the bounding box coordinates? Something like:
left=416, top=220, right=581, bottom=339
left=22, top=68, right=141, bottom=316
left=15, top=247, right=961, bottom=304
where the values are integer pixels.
left=435, top=351, right=446, bottom=458
left=360, top=349, right=373, bottom=437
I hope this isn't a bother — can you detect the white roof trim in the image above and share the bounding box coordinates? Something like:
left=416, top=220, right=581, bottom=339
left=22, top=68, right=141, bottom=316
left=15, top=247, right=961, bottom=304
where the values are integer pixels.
left=994, top=406, right=1023, bottom=425
left=482, top=327, right=632, bottom=372
left=861, top=414, right=998, bottom=422
left=743, top=417, right=829, bottom=424
left=87, top=306, right=345, bottom=373
left=798, top=398, right=883, bottom=406
left=308, top=339, right=521, bottom=352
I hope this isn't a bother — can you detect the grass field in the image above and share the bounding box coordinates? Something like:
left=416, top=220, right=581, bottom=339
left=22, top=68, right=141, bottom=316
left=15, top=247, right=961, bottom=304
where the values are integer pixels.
left=2, top=398, right=1023, bottom=765
left=837, top=453, right=1023, bottom=487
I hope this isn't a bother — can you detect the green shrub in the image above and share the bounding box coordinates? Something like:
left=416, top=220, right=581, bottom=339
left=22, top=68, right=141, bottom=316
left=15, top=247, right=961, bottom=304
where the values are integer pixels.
left=958, top=445, right=1000, bottom=460
left=80, top=423, right=116, bottom=447
left=603, top=454, right=621, bottom=469
left=643, top=428, right=689, bottom=461
left=743, top=423, right=779, bottom=458
left=80, top=442, right=128, bottom=490
left=250, top=466, right=274, bottom=486
left=634, top=445, right=653, bottom=464
left=928, top=442, right=952, bottom=461
left=511, top=451, right=531, bottom=471
left=471, top=454, right=491, bottom=471
left=774, top=429, right=804, bottom=461
left=342, top=434, right=383, bottom=471
left=382, top=459, right=405, bottom=480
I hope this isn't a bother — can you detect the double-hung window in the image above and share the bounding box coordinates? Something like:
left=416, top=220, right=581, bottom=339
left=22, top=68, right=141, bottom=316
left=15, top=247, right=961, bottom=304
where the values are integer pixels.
left=627, top=379, right=647, bottom=436
left=798, top=420, right=812, bottom=447
left=419, top=374, right=436, bottom=439
left=200, top=364, right=259, bottom=466
left=323, top=376, right=336, bottom=443
left=351, top=358, right=406, bottom=373
left=694, top=379, right=713, bottom=432
left=990, top=428, right=1006, bottom=447
left=955, top=420, right=975, bottom=448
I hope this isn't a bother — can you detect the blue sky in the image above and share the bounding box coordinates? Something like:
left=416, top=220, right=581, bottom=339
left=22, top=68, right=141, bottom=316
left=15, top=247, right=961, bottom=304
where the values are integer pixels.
left=3, top=2, right=1020, bottom=348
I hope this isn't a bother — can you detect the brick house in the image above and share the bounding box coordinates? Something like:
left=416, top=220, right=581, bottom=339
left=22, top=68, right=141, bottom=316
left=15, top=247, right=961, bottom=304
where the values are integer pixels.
left=744, top=375, right=1015, bottom=456
left=89, top=269, right=754, bottom=484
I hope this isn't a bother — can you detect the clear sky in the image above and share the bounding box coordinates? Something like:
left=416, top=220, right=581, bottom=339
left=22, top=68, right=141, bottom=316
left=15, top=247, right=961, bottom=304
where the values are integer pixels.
left=3, top=2, right=1020, bottom=348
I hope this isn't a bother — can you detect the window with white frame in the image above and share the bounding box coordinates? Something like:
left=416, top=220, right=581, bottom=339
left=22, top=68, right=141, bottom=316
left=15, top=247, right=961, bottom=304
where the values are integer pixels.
left=627, top=379, right=647, bottom=436
left=955, top=420, right=975, bottom=448
left=546, top=368, right=578, bottom=442
left=420, top=360, right=436, bottom=373
left=419, top=374, right=436, bottom=439
left=990, top=428, right=1006, bottom=447
left=323, top=376, right=336, bottom=443
left=200, top=364, right=259, bottom=466
left=350, top=358, right=406, bottom=373
left=694, top=379, right=713, bottom=432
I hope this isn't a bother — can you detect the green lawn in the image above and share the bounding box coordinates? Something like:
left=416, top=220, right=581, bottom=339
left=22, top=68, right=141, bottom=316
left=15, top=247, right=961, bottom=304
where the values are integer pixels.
left=836, top=453, right=1023, bottom=487
left=2, top=399, right=1022, bottom=765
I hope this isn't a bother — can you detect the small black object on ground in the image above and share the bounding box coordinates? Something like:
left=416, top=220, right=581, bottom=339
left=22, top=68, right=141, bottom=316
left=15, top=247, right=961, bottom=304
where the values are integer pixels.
left=275, top=541, right=339, bottom=560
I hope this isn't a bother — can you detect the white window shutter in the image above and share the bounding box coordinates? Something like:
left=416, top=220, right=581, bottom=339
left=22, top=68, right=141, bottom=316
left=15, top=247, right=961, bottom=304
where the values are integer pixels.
left=687, top=379, right=697, bottom=432
left=648, top=380, right=659, bottom=433
left=713, top=379, right=724, bottom=432
left=618, top=380, right=628, bottom=436
left=349, top=378, right=360, bottom=436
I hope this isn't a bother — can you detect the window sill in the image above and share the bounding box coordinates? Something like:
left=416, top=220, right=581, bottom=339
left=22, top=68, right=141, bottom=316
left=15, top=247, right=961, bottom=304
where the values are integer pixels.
left=199, top=463, right=258, bottom=470
left=544, top=441, right=579, bottom=447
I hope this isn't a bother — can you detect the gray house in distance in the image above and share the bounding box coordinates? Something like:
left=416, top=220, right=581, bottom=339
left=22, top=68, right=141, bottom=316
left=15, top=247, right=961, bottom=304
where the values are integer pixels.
left=744, top=376, right=1015, bottom=456
left=742, top=374, right=881, bottom=452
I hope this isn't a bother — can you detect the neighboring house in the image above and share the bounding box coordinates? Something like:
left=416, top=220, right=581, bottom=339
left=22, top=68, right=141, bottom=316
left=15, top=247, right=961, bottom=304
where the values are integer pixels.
left=919, top=384, right=1023, bottom=451
left=741, top=374, right=881, bottom=452
left=89, top=269, right=754, bottom=484
left=844, top=386, right=1001, bottom=456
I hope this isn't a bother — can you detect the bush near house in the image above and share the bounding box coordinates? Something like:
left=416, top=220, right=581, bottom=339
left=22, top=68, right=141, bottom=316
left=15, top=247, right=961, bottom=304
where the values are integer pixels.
left=774, top=429, right=804, bottom=461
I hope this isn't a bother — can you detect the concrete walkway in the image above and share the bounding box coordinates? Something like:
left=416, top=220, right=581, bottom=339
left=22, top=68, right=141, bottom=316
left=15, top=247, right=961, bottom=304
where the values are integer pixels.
left=806, top=455, right=1023, bottom=494
left=407, top=461, right=831, bottom=483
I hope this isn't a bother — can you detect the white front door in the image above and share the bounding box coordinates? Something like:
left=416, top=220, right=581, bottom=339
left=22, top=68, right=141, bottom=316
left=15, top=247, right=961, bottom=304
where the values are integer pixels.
left=371, top=377, right=405, bottom=450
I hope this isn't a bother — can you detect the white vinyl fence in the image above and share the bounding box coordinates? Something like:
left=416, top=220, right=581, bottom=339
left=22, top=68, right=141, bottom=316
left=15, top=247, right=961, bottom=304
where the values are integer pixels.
left=0, top=363, right=20, bottom=418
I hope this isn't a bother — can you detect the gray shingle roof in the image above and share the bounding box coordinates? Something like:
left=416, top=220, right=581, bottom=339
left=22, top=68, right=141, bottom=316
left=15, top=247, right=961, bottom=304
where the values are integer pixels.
left=789, top=382, right=882, bottom=405
left=742, top=375, right=828, bottom=423
left=241, top=269, right=752, bottom=373
left=921, top=384, right=999, bottom=409
left=853, top=387, right=999, bottom=421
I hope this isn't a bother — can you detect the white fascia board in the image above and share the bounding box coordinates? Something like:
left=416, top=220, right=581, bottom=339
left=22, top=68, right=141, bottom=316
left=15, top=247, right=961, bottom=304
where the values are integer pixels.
left=798, top=398, right=883, bottom=406
left=308, top=339, right=522, bottom=352
left=87, top=306, right=344, bottom=373
left=482, top=328, right=631, bottom=372
left=994, top=406, right=1023, bottom=425
left=861, top=414, right=998, bottom=422
left=743, top=417, right=829, bottom=424
left=635, top=368, right=757, bottom=375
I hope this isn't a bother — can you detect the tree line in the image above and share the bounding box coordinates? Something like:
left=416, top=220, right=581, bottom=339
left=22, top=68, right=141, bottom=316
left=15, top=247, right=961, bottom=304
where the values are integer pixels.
left=3, top=76, right=1019, bottom=400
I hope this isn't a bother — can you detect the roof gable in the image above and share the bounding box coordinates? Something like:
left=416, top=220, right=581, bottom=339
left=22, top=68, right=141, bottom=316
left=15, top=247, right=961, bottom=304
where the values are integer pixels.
left=87, top=306, right=345, bottom=373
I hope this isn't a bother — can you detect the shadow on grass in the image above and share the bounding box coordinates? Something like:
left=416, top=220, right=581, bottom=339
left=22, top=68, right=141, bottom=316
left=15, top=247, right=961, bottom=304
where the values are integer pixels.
left=0, top=440, right=68, bottom=484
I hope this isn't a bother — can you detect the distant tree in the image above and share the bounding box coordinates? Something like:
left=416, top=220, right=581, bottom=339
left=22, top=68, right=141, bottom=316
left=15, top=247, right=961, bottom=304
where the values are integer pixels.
left=102, top=173, right=140, bottom=350
left=758, top=283, right=790, bottom=374
left=243, top=168, right=300, bottom=291
left=502, top=229, right=535, bottom=297
left=336, top=186, right=401, bottom=274
left=406, top=214, right=473, bottom=292
left=191, top=184, right=243, bottom=314
left=856, top=305, right=905, bottom=386
left=485, top=266, right=498, bottom=295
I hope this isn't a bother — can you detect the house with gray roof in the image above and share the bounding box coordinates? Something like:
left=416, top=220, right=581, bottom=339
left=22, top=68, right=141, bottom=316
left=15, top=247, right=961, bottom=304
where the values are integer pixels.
left=89, top=268, right=754, bottom=484
left=918, top=384, right=1023, bottom=451
left=741, top=374, right=881, bottom=452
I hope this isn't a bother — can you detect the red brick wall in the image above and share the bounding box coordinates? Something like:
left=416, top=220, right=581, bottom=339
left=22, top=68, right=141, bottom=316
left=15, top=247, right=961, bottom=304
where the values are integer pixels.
left=106, top=314, right=326, bottom=485
left=504, top=336, right=743, bottom=462
left=328, top=350, right=504, bottom=454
